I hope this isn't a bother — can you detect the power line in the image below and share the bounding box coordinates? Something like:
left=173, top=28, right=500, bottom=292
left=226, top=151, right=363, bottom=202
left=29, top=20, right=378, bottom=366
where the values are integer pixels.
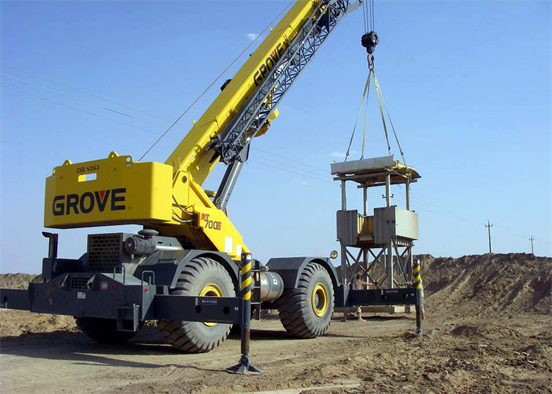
left=1, top=74, right=543, bottom=245
left=4, top=81, right=542, bottom=245
left=0, top=72, right=193, bottom=133
left=0, top=84, right=183, bottom=141
left=2, top=83, right=544, bottom=246
left=0, top=80, right=337, bottom=181
left=394, top=186, right=488, bottom=224
left=392, top=195, right=485, bottom=226
left=248, top=160, right=494, bottom=231
left=250, top=154, right=333, bottom=179
left=529, top=235, right=535, bottom=254
left=253, top=147, right=328, bottom=174
left=138, top=0, right=294, bottom=161
left=2, top=72, right=131, bottom=117
left=1, top=66, right=335, bottom=178
left=493, top=226, right=532, bottom=240
left=250, top=159, right=535, bottom=245
left=248, top=159, right=336, bottom=185
left=2, top=63, right=180, bottom=124
left=1, top=81, right=337, bottom=182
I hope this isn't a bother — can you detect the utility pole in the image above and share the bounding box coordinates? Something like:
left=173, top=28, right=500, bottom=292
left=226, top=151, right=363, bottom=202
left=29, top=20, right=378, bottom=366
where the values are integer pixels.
left=529, top=236, right=535, bottom=255
left=485, top=221, right=493, bottom=253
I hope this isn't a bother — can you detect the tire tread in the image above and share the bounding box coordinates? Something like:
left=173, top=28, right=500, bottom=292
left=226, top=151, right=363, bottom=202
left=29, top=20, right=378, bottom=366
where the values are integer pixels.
left=276, top=262, right=334, bottom=339
left=157, top=257, right=234, bottom=353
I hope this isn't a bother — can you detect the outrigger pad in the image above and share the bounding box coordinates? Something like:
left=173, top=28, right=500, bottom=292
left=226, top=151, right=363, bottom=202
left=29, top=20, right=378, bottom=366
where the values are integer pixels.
left=226, top=355, right=263, bottom=374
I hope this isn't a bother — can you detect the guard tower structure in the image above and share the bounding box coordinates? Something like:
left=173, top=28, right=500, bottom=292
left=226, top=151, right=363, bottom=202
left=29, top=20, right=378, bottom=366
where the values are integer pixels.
left=331, top=155, right=421, bottom=305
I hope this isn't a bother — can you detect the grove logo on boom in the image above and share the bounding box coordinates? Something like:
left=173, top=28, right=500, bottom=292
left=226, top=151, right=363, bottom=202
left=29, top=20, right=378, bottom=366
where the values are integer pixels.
left=52, top=188, right=126, bottom=216
left=253, top=41, right=288, bottom=87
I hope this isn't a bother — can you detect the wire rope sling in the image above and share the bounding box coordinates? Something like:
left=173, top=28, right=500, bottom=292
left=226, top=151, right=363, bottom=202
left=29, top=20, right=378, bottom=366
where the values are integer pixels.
left=344, top=0, right=407, bottom=166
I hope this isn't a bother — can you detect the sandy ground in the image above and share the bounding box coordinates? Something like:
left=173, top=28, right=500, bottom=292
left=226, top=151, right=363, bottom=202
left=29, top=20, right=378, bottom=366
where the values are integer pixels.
left=1, top=253, right=551, bottom=394
left=0, top=312, right=551, bottom=394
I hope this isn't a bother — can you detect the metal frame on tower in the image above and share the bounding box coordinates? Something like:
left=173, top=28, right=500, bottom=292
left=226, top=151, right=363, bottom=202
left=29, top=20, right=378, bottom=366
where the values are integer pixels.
left=331, top=155, right=421, bottom=308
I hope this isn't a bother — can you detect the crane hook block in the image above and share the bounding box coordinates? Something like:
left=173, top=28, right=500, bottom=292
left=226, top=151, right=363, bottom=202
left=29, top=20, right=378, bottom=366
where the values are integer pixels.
left=361, top=31, right=379, bottom=54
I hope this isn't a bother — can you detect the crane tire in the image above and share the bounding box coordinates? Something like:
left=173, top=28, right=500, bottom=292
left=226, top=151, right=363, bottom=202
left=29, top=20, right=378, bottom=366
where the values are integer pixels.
left=276, top=262, right=334, bottom=338
left=75, top=317, right=139, bottom=344
left=157, top=256, right=235, bottom=353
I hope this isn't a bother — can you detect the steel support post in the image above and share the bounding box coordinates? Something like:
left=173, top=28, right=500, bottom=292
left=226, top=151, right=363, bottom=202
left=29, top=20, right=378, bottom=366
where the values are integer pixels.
left=226, top=253, right=263, bottom=374
left=413, top=259, right=423, bottom=336
left=385, top=174, right=391, bottom=208
left=406, top=179, right=414, bottom=279
left=363, top=186, right=368, bottom=216
left=362, top=186, right=368, bottom=279
left=340, top=180, right=348, bottom=291
left=407, top=244, right=414, bottom=280
left=387, top=242, right=394, bottom=288
left=385, top=175, right=394, bottom=288
left=405, top=179, right=410, bottom=211
left=341, top=179, right=347, bottom=209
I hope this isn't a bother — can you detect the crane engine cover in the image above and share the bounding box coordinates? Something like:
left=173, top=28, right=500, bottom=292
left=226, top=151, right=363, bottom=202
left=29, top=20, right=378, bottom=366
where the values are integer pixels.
left=44, top=152, right=173, bottom=228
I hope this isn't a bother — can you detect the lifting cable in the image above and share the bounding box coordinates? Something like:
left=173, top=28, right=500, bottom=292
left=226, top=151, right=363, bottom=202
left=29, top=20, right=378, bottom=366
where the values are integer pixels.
left=373, top=70, right=393, bottom=158
left=373, top=72, right=407, bottom=166
left=345, top=0, right=407, bottom=165
left=344, top=70, right=371, bottom=161
left=362, top=0, right=375, bottom=34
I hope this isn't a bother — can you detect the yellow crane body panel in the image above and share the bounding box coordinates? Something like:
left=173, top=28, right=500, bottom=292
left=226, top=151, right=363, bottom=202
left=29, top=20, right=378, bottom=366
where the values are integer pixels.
left=41, top=0, right=349, bottom=262
left=44, top=152, right=173, bottom=228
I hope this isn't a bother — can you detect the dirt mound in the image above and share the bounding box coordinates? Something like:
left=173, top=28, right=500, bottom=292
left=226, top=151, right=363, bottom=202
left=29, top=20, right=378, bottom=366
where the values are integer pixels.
left=345, top=252, right=551, bottom=316
left=449, top=323, right=525, bottom=340
left=0, top=273, right=76, bottom=336
left=1, top=253, right=550, bottom=338
left=0, top=310, right=76, bottom=337
left=421, top=253, right=552, bottom=316
left=0, top=273, right=42, bottom=289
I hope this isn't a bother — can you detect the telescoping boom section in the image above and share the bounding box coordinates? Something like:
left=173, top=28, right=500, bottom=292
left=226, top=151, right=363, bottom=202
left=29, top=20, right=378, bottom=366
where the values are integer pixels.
left=43, top=0, right=359, bottom=261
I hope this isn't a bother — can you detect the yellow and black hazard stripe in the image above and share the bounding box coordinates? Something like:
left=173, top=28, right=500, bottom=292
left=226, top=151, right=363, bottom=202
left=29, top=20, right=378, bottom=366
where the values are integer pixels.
left=240, top=256, right=252, bottom=302
left=413, top=260, right=422, bottom=290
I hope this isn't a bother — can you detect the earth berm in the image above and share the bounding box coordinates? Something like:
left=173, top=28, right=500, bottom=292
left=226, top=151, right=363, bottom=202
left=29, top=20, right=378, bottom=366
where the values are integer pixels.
left=0, top=253, right=550, bottom=394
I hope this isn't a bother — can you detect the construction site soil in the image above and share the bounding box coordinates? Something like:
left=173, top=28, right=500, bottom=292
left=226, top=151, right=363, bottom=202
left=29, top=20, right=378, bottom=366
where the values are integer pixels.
left=1, top=253, right=551, bottom=394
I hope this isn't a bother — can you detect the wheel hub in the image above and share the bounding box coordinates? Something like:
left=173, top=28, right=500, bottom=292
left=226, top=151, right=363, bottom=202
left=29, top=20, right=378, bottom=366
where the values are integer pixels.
left=199, top=283, right=223, bottom=327
left=312, top=283, right=329, bottom=317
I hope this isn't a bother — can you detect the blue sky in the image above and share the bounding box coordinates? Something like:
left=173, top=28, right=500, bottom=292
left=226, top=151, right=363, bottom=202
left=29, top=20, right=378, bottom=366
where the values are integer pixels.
left=1, top=1, right=550, bottom=274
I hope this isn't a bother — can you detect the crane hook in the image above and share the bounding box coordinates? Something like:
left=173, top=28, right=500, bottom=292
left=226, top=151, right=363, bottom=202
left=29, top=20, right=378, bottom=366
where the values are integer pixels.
left=368, top=54, right=375, bottom=70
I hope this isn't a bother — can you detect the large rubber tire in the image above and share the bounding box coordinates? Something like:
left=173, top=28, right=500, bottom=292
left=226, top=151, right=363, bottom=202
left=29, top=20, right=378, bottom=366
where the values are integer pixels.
left=75, top=317, right=139, bottom=344
left=157, top=257, right=235, bottom=353
left=276, top=262, right=334, bottom=338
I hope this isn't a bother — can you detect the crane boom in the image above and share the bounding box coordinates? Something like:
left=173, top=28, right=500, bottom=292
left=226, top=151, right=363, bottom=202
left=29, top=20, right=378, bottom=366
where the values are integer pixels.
left=166, top=0, right=357, bottom=180
left=43, top=0, right=361, bottom=261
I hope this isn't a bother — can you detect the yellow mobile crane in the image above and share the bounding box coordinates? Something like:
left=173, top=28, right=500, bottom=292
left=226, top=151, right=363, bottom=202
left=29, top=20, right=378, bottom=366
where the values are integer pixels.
left=1, top=0, right=370, bottom=355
